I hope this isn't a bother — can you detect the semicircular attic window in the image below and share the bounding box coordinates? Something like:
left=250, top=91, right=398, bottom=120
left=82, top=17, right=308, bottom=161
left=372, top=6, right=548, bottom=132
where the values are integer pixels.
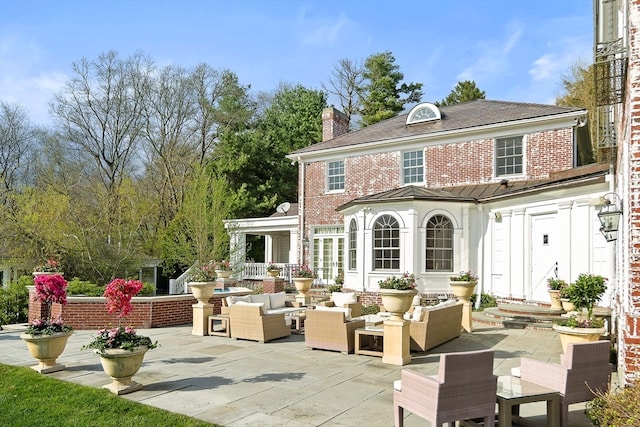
left=406, top=102, right=441, bottom=125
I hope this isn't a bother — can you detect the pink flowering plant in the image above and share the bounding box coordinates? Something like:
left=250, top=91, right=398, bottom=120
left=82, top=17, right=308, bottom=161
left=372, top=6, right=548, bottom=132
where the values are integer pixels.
left=213, top=259, right=232, bottom=271
left=25, top=274, right=72, bottom=335
left=293, top=264, right=315, bottom=278
left=378, top=273, right=417, bottom=290
left=82, top=278, right=157, bottom=353
left=188, top=260, right=218, bottom=282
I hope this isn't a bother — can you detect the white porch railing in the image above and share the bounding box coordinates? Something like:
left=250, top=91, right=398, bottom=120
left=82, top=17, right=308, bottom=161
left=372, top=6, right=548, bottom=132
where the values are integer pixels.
left=242, top=262, right=296, bottom=282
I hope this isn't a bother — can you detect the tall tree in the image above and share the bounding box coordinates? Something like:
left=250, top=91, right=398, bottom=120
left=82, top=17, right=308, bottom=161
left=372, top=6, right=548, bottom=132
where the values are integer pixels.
left=322, top=58, right=364, bottom=130
left=358, top=51, right=423, bottom=127
left=555, top=61, right=599, bottom=163
left=436, top=80, right=486, bottom=106
left=0, top=102, right=37, bottom=198
left=50, top=50, right=152, bottom=196
left=214, top=84, right=326, bottom=219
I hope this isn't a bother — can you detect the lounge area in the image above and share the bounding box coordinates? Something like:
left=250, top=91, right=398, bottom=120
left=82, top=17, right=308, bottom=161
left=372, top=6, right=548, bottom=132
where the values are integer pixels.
left=0, top=320, right=605, bottom=426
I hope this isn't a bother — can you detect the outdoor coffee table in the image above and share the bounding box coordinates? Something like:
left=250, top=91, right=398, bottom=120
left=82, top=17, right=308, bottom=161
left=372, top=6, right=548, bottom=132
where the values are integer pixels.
left=208, top=314, right=230, bottom=337
left=287, top=311, right=306, bottom=334
left=496, top=375, right=560, bottom=427
left=355, top=326, right=384, bottom=357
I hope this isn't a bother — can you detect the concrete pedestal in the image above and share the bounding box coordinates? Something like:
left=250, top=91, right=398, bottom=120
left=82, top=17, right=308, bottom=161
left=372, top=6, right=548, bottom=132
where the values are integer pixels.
left=192, top=303, right=214, bottom=336
left=461, top=300, right=473, bottom=333
left=216, top=277, right=237, bottom=290
left=382, top=318, right=411, bottom=366
left=295, top=295, right=311, bottom=306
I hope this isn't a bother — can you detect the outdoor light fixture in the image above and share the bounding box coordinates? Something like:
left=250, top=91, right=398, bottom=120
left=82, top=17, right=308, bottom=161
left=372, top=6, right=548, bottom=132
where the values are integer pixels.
left=598, top=192, right=623, bottom=242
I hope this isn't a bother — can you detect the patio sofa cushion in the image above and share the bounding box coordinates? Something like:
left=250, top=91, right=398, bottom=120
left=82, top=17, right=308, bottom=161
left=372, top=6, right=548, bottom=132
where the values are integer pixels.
left=233, top=301, right=266, bottom=314
left=226, top=295, right=252, bottom=306
left=269, top=292, right=288, bottom=309
left=249, top=293, right=271, bottom=310
left=315, top=304, right=352, bottom=321
left=332, top=292, right=357, bottom=306
left=409, top=301, right=463, bottom=352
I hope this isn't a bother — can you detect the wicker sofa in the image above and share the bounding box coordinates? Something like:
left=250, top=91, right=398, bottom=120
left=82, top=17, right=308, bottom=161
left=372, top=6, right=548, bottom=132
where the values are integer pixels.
left=304, top=307, right=365, bottom=354
left=318, top=291, right=363, bottom=318
left=229, top=303, right=291, bottom=343
left=409, top=301, right=464, bottom=352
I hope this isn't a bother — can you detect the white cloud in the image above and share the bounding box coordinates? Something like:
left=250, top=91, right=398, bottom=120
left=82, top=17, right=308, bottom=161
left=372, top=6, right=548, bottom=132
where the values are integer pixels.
left=457, top=25, right=523, bottom=82
left=297, top=9, right=353, bottom=46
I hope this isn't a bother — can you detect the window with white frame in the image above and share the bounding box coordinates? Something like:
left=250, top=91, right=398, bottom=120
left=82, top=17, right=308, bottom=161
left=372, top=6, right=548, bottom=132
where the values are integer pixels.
left=495, top=136, right=523, bottom=177
left=327, top=160, right=345, bottom=191
left=373, top=214, right=400, bottom=270
left=402, top=150, right=424, bottom=184
left=349, top=219, right=357, bottom=270
left=425, top=215, right=453, bottom=271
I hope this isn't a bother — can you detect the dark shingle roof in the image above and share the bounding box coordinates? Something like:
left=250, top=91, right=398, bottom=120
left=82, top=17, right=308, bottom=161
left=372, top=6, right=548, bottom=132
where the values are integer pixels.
left=336, top=163, right=609, bottom=211
left=292, top=100, right=585, bottom=155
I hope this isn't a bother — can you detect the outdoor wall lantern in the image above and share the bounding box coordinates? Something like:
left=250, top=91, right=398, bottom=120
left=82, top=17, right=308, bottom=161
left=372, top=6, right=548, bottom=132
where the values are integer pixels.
left=598, top=192, right=623, bottom=242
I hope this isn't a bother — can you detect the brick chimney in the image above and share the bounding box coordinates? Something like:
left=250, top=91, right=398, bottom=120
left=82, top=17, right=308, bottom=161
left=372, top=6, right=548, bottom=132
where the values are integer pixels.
left=322, top=107, right=349, bottom=141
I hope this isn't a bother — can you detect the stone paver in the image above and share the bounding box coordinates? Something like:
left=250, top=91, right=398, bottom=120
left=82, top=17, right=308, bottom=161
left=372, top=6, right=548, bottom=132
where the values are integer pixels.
left=0, top=322, right=598, bottom=426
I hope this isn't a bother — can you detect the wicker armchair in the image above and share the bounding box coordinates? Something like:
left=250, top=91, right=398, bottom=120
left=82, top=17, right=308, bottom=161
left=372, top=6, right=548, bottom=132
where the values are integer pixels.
left=304, top=308, right=365, bottom=354
left=229, top=303, right=291, bottom=343
left=519, top=340, right=612, bottom=427
left=393, top=349, right=497, bottom=427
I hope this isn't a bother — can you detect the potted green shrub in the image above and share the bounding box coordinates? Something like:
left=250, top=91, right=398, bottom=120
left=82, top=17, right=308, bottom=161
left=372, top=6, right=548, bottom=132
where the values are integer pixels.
left=553, top=273, right=608, bottom=352
left=547, top=277, right=567, bottom=310
left=378, top=273, right=418, bottom=320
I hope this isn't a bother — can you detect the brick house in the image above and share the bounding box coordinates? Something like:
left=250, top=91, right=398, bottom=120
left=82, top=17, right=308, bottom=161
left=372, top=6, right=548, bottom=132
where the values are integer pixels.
left=230, top=100, right=614, bottom=304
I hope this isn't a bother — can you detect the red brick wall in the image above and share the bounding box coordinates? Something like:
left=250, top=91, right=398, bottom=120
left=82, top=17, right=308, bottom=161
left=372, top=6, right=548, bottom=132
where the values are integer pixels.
left=27, top=289, right=225, bottom=330
left=619, top=0, right=640, bottom=385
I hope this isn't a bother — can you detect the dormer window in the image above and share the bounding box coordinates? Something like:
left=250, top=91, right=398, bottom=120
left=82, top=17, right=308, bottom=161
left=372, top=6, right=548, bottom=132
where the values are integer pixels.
left=406, top=102, right=441, bottom=125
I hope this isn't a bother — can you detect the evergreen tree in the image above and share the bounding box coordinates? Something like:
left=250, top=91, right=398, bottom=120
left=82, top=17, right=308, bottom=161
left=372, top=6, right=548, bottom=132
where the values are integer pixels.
left=436, top=80, right=486, bottom=106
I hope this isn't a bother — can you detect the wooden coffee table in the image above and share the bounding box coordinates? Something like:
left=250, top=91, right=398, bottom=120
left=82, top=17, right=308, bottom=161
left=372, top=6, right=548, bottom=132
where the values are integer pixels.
left=208, top=314, right=230, bottom=337
left=355, top=326, right=384, bottom=357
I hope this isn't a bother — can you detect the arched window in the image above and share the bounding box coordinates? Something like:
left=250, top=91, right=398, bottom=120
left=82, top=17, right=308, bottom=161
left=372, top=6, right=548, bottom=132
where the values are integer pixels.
left=425, top=215, right=453, bottom=271
left=349, top=219, right=358, bottom=270
left=373, top=214, right=400, bottom=270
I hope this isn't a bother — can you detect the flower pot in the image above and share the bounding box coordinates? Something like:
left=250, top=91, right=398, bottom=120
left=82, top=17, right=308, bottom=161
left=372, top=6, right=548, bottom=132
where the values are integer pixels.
left=560, top=298, right=575, bottom=312
left=379, top=289, right=418, bottom=321
left=293, top=277, right=313, bottom=297
left=215, top=270, right=233, bottom=279
left=188, top=282, right=216, bottom=305
left=266, top=269, right=280, bottom=278
left=449, top=281, right=477, bottom=301
left=97, top=346, right=149, bottom=395
left=552, top=324, right=607, bottom=353
left=20, top=331, right=73, bottom=373
left=548, top=290, right=563, bottom=310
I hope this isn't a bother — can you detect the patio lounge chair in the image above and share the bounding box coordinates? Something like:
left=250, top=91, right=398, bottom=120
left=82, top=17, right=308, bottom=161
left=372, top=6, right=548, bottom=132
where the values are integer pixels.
left=519, top=340, right=612, bottom=427
left=393, top=349, right=497, bottom=427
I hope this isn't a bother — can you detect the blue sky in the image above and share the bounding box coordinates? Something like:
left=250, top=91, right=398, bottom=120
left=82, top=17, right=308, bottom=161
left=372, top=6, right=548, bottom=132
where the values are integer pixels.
left=0, top=0, right=593, bottom=127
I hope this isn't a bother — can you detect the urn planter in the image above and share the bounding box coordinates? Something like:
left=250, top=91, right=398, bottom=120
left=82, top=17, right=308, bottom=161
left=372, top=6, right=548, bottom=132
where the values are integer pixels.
left=548, top=290, right=563, bottom=310
left=266, top=269, right=280, bottom=278
left=188, top=282, right=216, bottom=305
left=293, top=277, right=313, bottom=296
left=215, top=270, right=233, bottom=279
left=20, top=331, right=73, bottom=373
left=97, top=346, right=149, bottom=395
left=378, top=289, right=418, bottom=321
left=552, top=324, right=607, bottom=353
left=449, top=281, right=477, bottom=301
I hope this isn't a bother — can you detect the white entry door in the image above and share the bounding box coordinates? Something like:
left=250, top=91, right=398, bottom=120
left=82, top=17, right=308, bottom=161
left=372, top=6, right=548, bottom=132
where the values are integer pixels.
left=530, top=214, right=558, bottom=302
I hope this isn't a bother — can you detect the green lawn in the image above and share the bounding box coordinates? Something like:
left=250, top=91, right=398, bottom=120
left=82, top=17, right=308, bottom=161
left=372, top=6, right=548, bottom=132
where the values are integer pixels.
left=0, top=363, right=221, bottom=427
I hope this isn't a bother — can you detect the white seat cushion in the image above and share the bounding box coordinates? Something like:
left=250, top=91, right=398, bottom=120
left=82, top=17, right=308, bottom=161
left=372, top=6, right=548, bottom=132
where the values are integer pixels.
left=249, top=293, right=271, bottom=310
left=393, top=379, right=402, bottom=391
left=411, top=294, right=421, bottom=307
left=315, top=305, right=351, bottom=321
left=268, top=292, right=287, bottom=309
left=227, top=295, right=251, bottom=306
left=332, top=292, right=357, bottom=306
left=412, top=306, right=425, bottom=321
left=233, top=301, right=265, bottom=314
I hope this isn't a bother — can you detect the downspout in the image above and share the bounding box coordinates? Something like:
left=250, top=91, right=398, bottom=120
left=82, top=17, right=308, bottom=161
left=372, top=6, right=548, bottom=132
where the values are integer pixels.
left=476, top=203, right=485, bottom=310
left=298, top=157, right=305, bottom=264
